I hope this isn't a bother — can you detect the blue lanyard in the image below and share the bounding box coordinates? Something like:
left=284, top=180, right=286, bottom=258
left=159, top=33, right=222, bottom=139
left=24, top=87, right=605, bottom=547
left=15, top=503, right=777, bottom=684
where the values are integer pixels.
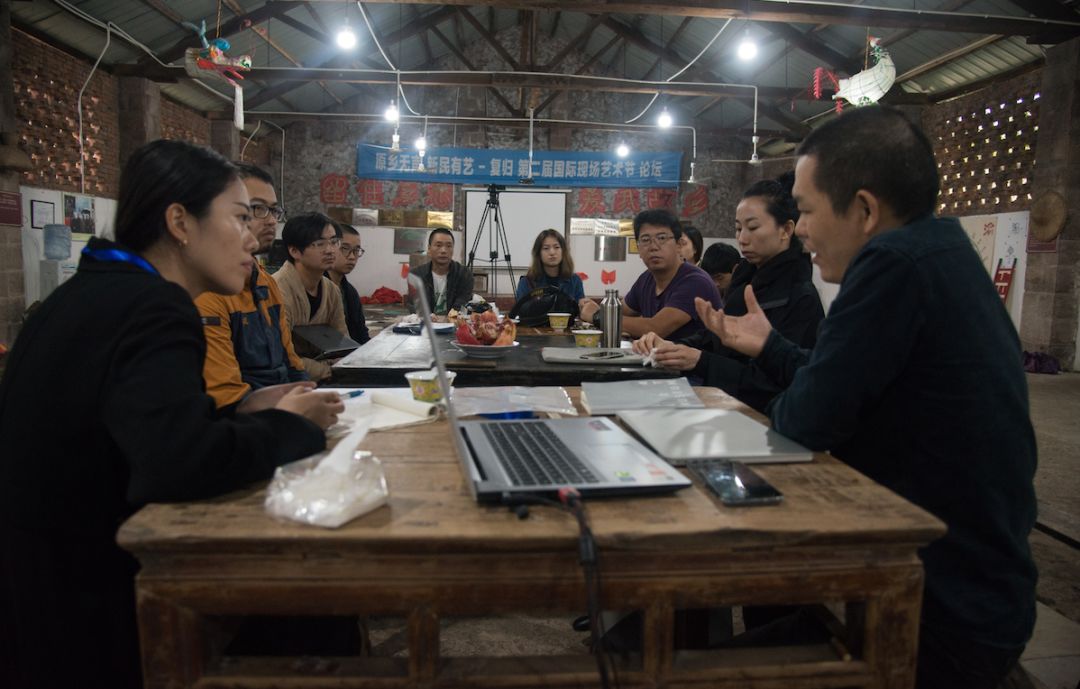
left=81, top=247, right=159, bottom=276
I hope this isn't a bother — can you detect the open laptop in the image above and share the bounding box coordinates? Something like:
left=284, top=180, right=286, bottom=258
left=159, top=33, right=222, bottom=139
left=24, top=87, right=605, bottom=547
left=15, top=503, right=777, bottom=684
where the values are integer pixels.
left=407, top=274, right=690, bottom=504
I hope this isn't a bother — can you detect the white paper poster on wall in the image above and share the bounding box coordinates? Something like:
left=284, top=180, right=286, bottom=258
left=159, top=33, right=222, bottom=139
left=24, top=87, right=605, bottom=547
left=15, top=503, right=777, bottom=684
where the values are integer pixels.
left=957, top=211, right=1028, bottom=331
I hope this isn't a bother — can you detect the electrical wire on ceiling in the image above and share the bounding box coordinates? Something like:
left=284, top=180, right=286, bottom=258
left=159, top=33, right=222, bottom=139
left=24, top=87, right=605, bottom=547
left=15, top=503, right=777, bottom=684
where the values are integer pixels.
left=356, top=0, right=423, bottom=118
left=623, top=17, right=733, bottom=125
left=53, top=0, right=235, bottom=106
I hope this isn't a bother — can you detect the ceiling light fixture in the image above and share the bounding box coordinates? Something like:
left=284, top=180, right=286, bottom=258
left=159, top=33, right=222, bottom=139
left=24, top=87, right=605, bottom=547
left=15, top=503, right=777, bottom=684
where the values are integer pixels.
left=336, top=0, right=356, bottom=49
left=737, top=30, right=758, bottom=61
left=616, top=142, right=630, bottom=158
left=336, top=25, right=356, bottom=50
left=657, top=108, right=673, bottom=129
left=416, top=117, right=428, bottom=171
left=384, top=101, right=399, bottom=123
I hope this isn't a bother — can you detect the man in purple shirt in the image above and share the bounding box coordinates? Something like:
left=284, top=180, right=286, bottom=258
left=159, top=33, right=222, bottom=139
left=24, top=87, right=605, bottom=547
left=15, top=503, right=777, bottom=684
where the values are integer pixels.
left=581, top=209, right=721, bottom=341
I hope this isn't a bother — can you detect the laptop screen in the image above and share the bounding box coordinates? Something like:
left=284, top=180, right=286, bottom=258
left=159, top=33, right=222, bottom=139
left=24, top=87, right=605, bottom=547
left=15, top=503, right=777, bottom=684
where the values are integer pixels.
left=405, top=274, right=480, bottom=498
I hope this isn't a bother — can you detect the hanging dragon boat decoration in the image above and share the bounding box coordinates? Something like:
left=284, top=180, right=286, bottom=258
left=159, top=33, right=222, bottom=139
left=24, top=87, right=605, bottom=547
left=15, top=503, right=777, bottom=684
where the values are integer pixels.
left=182, top=19, right=252, bottom=129
left=810, top=37, right=896, bottom=113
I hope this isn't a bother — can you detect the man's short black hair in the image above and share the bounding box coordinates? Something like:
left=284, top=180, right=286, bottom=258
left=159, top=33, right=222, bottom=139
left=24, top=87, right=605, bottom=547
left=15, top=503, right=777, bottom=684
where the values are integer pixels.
left=632, top=208, right=683, bottom=241
left=700, top=242, right=741, bottom=276
left=281, top=212, right=338, bottom=262
left=428, top=227, right=454, bottom=246
left=796, top=105, right=939, bottom=223
left=231, top=161, right=275, bottom=186
left=337, top=222, right=359, bottom=237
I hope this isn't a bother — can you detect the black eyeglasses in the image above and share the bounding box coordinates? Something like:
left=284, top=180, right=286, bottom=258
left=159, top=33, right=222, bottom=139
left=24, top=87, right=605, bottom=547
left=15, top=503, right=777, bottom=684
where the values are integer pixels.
left=251, top=203, right=286, bottom=221
left=340, top=245, right=365, bottom=258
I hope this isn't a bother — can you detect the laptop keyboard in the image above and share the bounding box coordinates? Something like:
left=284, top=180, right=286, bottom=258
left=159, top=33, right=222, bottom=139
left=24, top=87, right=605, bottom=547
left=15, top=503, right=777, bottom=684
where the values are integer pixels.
left=480, top=422, right=600, bottom=486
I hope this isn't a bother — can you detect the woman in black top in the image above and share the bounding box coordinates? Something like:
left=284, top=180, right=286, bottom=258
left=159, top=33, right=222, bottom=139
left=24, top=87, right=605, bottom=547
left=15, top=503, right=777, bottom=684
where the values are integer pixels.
left=0, top=140, right=344, bottom=689
left=633, top=173, right=824, bottom=411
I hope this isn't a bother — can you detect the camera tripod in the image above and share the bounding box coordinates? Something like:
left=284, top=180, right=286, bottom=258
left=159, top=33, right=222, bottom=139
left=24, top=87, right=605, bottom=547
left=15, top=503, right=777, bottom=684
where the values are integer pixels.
left=466, top=184, right=516, bottom=298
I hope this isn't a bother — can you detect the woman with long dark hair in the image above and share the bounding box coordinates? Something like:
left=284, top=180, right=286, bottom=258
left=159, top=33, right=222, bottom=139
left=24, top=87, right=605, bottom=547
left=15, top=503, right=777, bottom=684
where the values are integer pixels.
left=0, top=140, right=344, bottom=688
left=632, top=172, right=824, bottom=411
left=514, top=228, right=585, bottom=302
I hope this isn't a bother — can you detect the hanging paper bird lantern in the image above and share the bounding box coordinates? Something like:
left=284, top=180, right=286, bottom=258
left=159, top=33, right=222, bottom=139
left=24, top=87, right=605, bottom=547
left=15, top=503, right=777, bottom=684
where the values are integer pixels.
left=182, top=19, right=252, bottom=130
left=834, top=38, right=895, bottom=106
left=808, top=37, right=896, bottom=113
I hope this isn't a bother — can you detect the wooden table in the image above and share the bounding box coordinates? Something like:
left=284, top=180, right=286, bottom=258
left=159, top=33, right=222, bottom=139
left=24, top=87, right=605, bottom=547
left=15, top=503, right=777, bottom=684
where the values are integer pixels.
left=330, top=328, right=681, bottom=387
left=119, top=388, right=944, bottom=689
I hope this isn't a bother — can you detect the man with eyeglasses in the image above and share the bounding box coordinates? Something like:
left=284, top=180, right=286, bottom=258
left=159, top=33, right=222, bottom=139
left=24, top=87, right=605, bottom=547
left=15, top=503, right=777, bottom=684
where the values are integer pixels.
left=274, top=212, right=349, bottom=381
left=326, top=223, right=371, bottom=345
left=580, top=209, right=721, bottom=340
left=196, top=163, right=309, bottom=410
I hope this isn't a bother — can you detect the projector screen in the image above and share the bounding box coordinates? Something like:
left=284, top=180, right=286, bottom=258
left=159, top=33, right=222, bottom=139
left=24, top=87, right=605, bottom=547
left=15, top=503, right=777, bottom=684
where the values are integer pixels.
left=463, top=187, right=568, bottom=296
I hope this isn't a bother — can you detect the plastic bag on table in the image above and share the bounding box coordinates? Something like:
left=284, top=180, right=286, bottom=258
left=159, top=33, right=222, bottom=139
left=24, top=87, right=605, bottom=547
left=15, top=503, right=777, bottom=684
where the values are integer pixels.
left=265, top=420, right=388, bottom=528
left=451, top=386, right=578, bottom=417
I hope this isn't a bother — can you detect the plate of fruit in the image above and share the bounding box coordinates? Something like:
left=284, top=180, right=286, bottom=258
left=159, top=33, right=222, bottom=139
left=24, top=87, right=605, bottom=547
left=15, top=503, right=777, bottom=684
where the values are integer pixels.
left=453, top=311, right=518, bottom=358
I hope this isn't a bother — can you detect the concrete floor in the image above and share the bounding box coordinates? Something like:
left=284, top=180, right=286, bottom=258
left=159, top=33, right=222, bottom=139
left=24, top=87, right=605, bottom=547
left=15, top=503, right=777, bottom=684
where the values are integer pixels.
left=1022, top=372, right=1080, bottom=689
left=365, top=373, right=1080, bottom=687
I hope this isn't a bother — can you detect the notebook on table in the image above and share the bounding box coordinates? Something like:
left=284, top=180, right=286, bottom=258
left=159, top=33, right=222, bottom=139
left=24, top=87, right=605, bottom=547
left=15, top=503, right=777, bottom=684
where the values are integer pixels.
left=407, top=274, right=690, bottom=504
left=616, top=409, right=814, bottom=466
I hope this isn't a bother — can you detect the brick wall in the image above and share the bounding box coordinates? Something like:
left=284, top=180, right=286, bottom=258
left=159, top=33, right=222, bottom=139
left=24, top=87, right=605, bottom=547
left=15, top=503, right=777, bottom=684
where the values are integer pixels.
left=922, top=69, right=1042, bottom=217
left=281, top=25, right=752, bottom=240
left=160, top=97, right=210, bottom=146
left=13, top=29, right=120, bottom=196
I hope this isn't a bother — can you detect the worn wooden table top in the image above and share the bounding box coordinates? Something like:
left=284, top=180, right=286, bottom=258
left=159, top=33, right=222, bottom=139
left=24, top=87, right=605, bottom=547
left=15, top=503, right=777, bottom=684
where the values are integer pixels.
left=118, top=388, right=944, bottom=558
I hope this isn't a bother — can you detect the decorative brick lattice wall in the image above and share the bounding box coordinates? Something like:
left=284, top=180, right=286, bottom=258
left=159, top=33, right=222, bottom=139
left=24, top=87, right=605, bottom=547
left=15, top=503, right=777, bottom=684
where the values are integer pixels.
left=924, top=70, right=1042, bottom=216
left=161, top=98, right=210, bottom=146
left=13, top=29, right=120, bottom=196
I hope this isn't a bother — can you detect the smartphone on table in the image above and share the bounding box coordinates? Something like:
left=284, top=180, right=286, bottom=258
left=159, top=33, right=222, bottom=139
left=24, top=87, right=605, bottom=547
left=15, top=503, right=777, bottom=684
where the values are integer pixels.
left=691, top=460, right=783, bottom=506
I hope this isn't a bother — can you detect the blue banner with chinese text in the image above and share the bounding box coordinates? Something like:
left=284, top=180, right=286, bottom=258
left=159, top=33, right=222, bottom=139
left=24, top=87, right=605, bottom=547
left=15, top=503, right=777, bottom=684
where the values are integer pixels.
left=357, top=143, right=681, bottom=188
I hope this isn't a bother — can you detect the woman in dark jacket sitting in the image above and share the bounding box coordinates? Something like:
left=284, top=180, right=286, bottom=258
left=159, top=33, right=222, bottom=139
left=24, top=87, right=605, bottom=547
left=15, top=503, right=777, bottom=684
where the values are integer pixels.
left=0, top=140, right=345, bottom=689
left=633, top=172, right=824, bottom=411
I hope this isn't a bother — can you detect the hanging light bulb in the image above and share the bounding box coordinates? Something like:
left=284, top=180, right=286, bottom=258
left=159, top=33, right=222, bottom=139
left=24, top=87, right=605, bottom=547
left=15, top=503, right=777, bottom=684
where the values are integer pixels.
left=336, top=24, right=357, bottom=49
left=385, top=101, right=399, bottom=123
left=657, top=108, right=673, bottom=129
left=415, top=136, right=427, bottom=152
left=737, top=30, right=758, bottom=61
left=615, top=142, right=630, bottom=158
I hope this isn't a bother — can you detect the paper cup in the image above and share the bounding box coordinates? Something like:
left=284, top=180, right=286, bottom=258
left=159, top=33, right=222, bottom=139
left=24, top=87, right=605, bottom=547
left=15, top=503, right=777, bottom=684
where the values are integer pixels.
left=405, top=369, right=456, bottom=402
left=548, top=312, right=571, bottom=330
left=572, top=329, right=602, bottom=347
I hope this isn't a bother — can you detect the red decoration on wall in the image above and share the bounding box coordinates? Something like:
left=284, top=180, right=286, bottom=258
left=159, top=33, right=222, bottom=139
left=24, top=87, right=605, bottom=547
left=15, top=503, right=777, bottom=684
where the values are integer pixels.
left=612, top=188, right=641, bottom=215
left=681, top=186, right=709, bottom=218
left=646, top=188, right=677, bottom=210
left=319, top=173, right=349, bottom=205
left=400, top=263, right=410, bottom=279
left=601, top=270, right=616, bottom=285
left=424, top=183, right=454, bottom=210
left=994, top=258, right=1016, bottom=302
left=357, top=179, right=385, bottom=207
left=392, top=181, right=422, bottom=208
left=576, top=272, right=589, bottom=282
left=576, top=188, right=607, bottom=215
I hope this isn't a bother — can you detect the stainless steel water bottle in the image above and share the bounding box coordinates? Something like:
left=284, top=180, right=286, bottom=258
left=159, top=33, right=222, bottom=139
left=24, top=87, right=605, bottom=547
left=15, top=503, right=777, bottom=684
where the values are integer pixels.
left=600, top=289, right=622, bottom=348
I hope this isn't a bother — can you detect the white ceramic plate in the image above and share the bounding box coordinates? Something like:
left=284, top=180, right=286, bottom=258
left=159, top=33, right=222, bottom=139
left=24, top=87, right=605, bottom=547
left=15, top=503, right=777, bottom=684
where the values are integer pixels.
left=452, top=341, right=520, bottom=359
left=430, top=322, right=456, bottom=333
